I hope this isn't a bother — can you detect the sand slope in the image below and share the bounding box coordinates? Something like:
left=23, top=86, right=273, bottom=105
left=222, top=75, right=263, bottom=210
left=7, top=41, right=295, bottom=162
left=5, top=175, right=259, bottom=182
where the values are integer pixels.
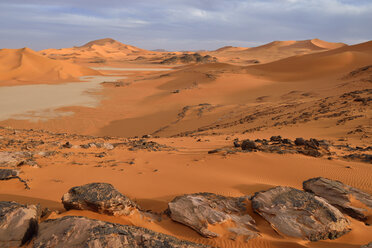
left=210, top=39, right=347, bottom=64
left=0, top=47, right=100, bottom=82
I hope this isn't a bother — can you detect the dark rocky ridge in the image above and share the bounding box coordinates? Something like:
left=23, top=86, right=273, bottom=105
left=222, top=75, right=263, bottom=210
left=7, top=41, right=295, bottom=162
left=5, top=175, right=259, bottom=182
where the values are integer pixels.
left=160, top=53, right=218, bottom=64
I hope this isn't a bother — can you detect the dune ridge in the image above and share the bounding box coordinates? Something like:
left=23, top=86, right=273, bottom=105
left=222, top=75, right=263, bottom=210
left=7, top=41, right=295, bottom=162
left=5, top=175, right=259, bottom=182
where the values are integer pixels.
left=210, top=39, right=347, bottom=64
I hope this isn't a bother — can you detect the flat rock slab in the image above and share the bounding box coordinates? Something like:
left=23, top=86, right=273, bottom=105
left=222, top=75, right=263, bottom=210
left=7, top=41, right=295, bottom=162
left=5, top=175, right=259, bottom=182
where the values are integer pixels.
left=62, top=182, right=139, bottom=216
left=0, top=201, right=39, bottom=247
left=303, top=177, right=372, bottom=222
left=0, top=151, right=32, bottom=167
left=168, top=193, right=258, bottom=239
left=251, top=186, right=351, bottom=241
left=33, top=216, right=209, bottom=248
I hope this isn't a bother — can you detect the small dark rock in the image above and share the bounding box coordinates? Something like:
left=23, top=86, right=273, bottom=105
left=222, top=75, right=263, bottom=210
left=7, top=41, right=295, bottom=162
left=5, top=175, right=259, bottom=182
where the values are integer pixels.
left=233, top=141, right=241, bottom=147
left=62, top=142, right=73, bottom=148
left=241, top=140, right=258, bottom=150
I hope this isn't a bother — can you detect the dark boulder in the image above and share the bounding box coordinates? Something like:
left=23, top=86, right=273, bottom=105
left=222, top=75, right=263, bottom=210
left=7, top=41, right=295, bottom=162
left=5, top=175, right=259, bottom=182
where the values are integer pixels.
left=241, top=140, right=258, bottom=150
left=62, top=183, right=139, bottom=216
left=294, top=138, right=306, bottom=146
left=270, top=136, right=282, bottom=142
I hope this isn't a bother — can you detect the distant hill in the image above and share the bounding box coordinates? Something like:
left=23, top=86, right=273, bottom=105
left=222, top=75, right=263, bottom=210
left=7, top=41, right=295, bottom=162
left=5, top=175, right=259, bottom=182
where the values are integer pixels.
left=40, top=38, right=149, bottom=62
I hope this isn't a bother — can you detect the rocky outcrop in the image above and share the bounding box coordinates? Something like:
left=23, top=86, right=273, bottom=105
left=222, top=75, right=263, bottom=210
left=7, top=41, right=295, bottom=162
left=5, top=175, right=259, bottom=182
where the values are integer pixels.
left=303, top=177, right=372, bottom=221
left=160, top=53, right=217, bottom=64
left=236, top=136, right=329, bottom=158
left=0, top=169, right=30, bottom=189
left=33, top=216, right=209, bottom=248
left=168, top=193, right=258, bottom=239
left=251, top=186, right=351, bottom=241
left=0, top=201, right=40, bottom=247
left=62, top=183, right=139, bottom=216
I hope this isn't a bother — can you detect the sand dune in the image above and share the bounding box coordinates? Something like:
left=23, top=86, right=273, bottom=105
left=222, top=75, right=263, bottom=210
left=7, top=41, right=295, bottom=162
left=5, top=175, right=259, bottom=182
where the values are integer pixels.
left=0, top=47, right=99, bottom=83
left=40, top=38, right=151, bottom=63
left=210, top=39, right=347, bottom=64
left=250, top=40, right=372, bottom=80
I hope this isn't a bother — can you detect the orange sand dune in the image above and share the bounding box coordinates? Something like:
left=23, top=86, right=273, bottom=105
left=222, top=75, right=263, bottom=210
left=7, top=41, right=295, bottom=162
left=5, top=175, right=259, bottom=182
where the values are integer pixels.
left=250, top=40, right=372, bottom=80
left=40, top=38, right=151, bottom=63
left=0, top=47, right=99, bottom=83
left=210, top=39, right=347, bottom=64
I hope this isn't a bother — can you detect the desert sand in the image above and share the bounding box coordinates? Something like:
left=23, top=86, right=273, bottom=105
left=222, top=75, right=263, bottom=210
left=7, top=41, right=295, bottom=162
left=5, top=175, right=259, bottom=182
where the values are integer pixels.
left=0, top=38, right=371, bottom=248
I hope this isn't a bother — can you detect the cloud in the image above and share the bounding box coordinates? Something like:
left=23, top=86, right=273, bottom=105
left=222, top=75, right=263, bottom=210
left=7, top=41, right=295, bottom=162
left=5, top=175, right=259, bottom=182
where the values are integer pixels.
left=0, top=0, right=371, bottom=50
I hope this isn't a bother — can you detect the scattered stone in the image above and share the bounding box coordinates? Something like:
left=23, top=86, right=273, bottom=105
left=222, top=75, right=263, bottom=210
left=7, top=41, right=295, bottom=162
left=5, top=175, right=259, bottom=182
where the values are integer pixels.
left=61, top=142, right=73, bottom=148
left=207, top=149, right=223, bottom=154
left=62, top=183, right=139, bottom=216
left=241, top=140, right=258, bottom=150
left=251, top=186, right=351, bottom=241
left=282, top=138, right=292, bottom=144
left=168, top=193, right=258, bottom=239
left=33, top=216, right=209, bottom=248
left=0, top=201, right=40, bottom=247
left=303, top=177, right=372, bottom=221
left=233, top=141, right=241, bottom=147
left=298, top=149, right=321, bottom=157
left=343, top=154, right=372, bottom=164
left=361, top=243, right=372, bottom=248
left=127, top=139, right=174, bottom=151
left=270, top=136, right=282, bottom=142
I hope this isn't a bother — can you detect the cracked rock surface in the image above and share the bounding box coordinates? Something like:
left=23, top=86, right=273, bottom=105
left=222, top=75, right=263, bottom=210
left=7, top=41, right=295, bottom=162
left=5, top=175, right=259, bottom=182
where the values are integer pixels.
left=251, top=186, right=351, bottom=241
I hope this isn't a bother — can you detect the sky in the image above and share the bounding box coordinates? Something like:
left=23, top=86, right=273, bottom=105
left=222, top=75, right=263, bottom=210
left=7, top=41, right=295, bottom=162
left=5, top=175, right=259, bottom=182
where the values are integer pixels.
left=0, top=0, right=371, bottom=51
